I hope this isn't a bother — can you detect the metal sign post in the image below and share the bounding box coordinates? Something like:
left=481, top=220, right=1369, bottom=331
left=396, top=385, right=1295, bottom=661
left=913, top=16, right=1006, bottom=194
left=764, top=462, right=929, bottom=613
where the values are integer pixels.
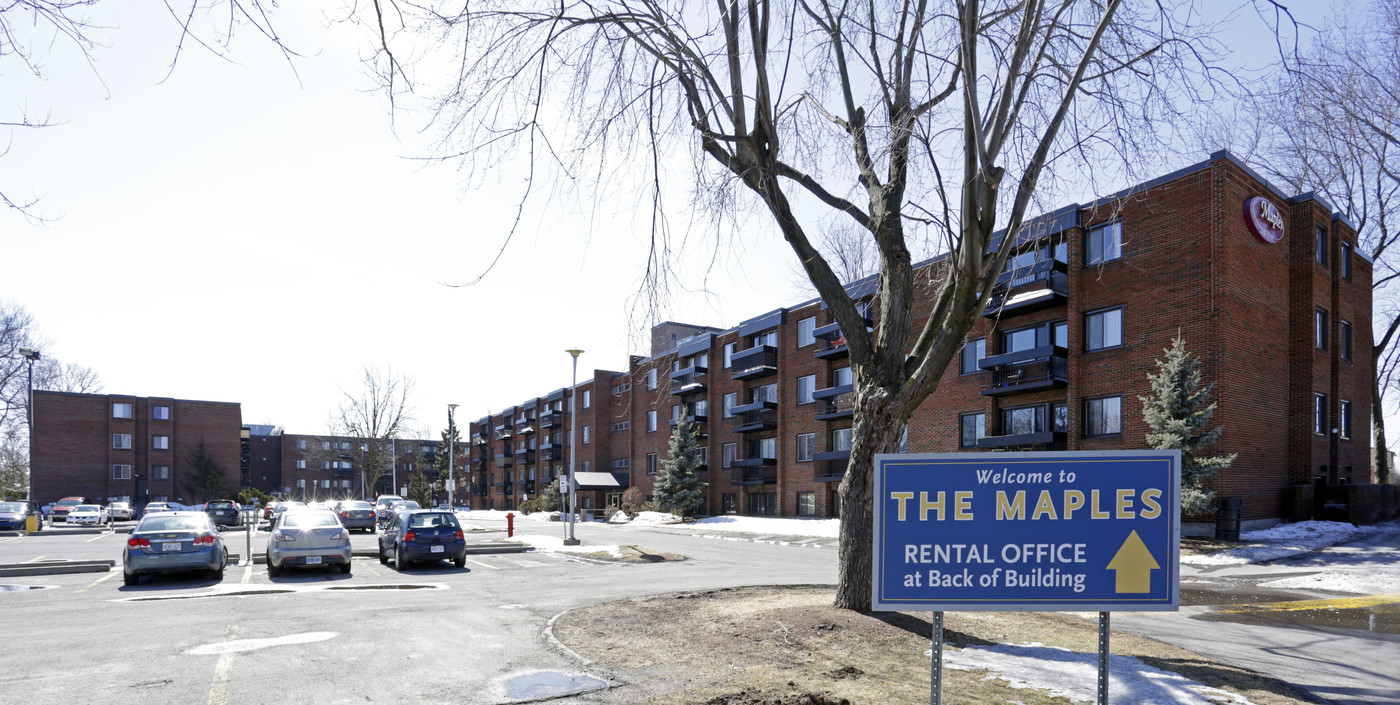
left=930, top=611, right=944, bottom=705
left=1098, top=611, right=1110, bottom=705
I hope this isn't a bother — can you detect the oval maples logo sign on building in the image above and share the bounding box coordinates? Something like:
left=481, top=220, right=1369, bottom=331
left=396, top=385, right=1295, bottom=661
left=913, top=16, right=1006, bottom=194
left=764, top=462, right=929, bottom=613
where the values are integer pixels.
left=1245, top=196, right=1285, bottom=243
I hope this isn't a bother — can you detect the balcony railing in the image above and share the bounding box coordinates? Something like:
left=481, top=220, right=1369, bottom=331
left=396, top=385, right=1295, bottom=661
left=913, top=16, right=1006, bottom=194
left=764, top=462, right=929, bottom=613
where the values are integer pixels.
left=494, top=428, right=513, bottom=441
left=539, top=444, right=563, bottom=462
left=730, top=345, right=778, bottom=380
left=522, top=480, right=536, bottom=495
left=814, top=449, right=850, bottom=482
left=513, top=449, right=536, bottom=465
left=978, top=345, right=1068, bottom=396
left=502, top=482, right=514, bottom=495
left=494, top=451, right=514, bottom=468
left=471, top=434, right=488, bottom=446
left=729, top=466, right=778, bottom=485
left=539, top=410, right=563, bottom=429
left=471, top=484, right=488, bottom=497
left=976, top=430, right=1067, bottom=450
left=731, top=453, right=777, bottom=468
left=669, top=365, right=708, bottom=396
left=331, top=468, right=354, bottom=478
left=984, top=259, right=1068, bottom=317
left=729, top=401, right=777, bottom=433
left=669, top=410, right=709, bottom=436
left=812, top=385, right=855, bottom=421
left=812, top=319, right=872, bottom=360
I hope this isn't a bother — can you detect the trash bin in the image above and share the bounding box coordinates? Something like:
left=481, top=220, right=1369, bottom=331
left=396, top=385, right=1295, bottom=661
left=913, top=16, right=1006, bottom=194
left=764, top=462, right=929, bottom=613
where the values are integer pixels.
left=1215, top=497, right=1242, bottom=541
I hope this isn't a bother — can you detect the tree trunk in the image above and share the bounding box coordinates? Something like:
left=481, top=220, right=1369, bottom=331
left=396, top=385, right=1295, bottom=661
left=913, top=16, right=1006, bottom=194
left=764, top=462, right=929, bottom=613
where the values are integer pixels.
left=833, top=387, right=904, bottom=611
left=1372, top=373, right=1390, bottom=484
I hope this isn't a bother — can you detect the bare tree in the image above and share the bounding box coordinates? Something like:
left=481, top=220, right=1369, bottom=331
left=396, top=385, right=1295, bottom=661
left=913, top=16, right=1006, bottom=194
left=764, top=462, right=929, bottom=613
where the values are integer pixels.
left=359, top=1, right=1225, bottom=610
left=333, top=365, right=415, bottom=499
left=787, top=224, right=885, bottom=299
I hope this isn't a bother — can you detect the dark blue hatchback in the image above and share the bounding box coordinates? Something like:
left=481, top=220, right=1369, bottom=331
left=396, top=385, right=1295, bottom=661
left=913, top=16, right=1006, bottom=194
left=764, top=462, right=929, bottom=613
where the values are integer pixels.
left=378, top=510, right=467, bottom=569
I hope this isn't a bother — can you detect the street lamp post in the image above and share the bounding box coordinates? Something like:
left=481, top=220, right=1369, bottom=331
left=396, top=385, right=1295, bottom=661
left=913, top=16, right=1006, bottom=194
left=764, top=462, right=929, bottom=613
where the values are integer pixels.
left=19, top=347, right=40, bottom=500
left=447, top=403, right=458, bottom=509
left=564, top=348, right=584, bottom=546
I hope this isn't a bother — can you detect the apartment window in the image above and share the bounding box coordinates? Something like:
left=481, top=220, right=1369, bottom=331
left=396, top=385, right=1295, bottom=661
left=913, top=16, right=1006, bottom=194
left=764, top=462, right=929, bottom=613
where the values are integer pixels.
left=1086, top=221, right=1122, bottom=265
left=646, top=453, right=658, bottom=475
left=113, top=433, right=132, bottom=450
left=113, top=403, right=133, bottom=419
left=583, top=390, right=591, bottom=409
left=295, top=479, right=306, bottom=489
left=960, top=338, right=985, bottom=375
left=1340, top=400, right=1352, bottom=439
left=797, top=491, right=816, bottom=517
left=1314, top=393, right=1326, bottom=434
left=1053, top=321, right=1068, bottom=349
left=1084, top=396, right=1122, bottom=437
left=150, top=435, right=169, bottom=450
left=582, top=461, right=590, bottom=472
left=611, top=421, right=630, bottom=431
left=1002, top=326, right=1039, bottom=355
left=1003, top=405, right=1047, bottom=436
left=797, top=375, right=816, bottom=404
left=1340, top=320, right=1352, bottom=361
left=798, top=316, right=817, bottom=347
left=697, top=446, right=708, bottom=467
left=152, top=465, right=170, bottom=480
left=1315, top=309, right=1328, bottom=350
left=322, top=441, right=331, bottom=451
left=1315, top=224, right=1328, bottom=267
left=832, top=427, right=853, bottom=452
left=111, top=464, right=132, bottom=480
left=1053, top=403, right=1068, bottom=433
left=1085, top=307, right=1123, bottom=351
left=321, top=461, right=331, bottom=470
left=959, top=413, right=985, bottom=448
left=1341, top=241, right=1353, bottom=280
left=646, top=369, right=658, bottom=390
left=339, top=441, right=351, bottom=450
left=723, top=392, right=738, bottom=418
left=646, top=411, right=657, bottom=432
left=152, top=405, right=170, bottom=420
left=833, top=366, right=853, bottom=387
left=754, top=330, right=778, bottom=348
left=296, top=460, right=306, bottom=469
left=722, top=442, right=738, bottom=468
left=755, top=383, right=779, bottom=404
left=583, top=425, right=591, bottom=444
left=723, top=342, right=737, bottom=369
left=320, top=480, right=331, bottom=489
left=796, top=433, right=816, bottom=462
left=899, top=426, right=909, bottom=453
left=296, top=440, right=307, bottom=450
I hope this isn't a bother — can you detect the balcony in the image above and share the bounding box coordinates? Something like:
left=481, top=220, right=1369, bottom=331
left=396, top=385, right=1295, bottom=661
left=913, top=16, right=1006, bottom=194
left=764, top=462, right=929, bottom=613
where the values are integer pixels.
left=670, top=365, right=708, bottom=396
left=471, top=434, right=488, bottom=446
left=494, top=428, right=513, bottom=441
left=539, top=444, right=563, bottom=462
left=976, top=431, right=1067, bottom=450
left=731, top=452, right=777, bottom=469
left=814, top=449, right=850, bottom=482
left=730, top=465, right=778, bottom=485
left=522, top=480, right=536, bottom=495
left=502, top=482, right=514, bottom=495
left=729, top=401, right=777, bottom=433
left=669, top=409, right=709, bottom=436
left=513, top=449, right=536, bottom=465
left=471, top=483, right=488, bottom=497
left=331, top=467, right=354, bottom=478
left=539, top=410, right=563, bottom=429
left=514, top=415, right=532, bottom=428
left=812, top=319, right=872, bottom=360
left=984, top=259, right=1068, bottom=317
left=813, top=384, right=855, bottom=421
left=979, top=345, right=1068, bottom=396
left=517, top=424, right=536, bottom=435
left=730, top=345, right=778, bottom=380
left=494, top=450, right=514, bottom=468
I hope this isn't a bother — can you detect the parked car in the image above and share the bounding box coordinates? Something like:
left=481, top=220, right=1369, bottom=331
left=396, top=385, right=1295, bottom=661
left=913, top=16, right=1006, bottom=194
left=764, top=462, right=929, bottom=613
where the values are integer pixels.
left=66, top=504, right=110, bottom=526
left=204, top=499, right=242, bottom=527
left=332, top=500, right=377, bottom=533
left=378, top=509, right=467, bottom=569
left=373, top=495, right=404, bottom=523
left=263, top=501, right=283, bottom=522
left=269, top=501, right=305, bottom=526
left=108, top=501, right=134, bottom=521
left=266, top=509, right=352, bottom=577
left=377, top=499, right=420, bottom=525
left=142, top=502, right=174, bottom=518
left=122, top=511, right=228, bottom=586
left=0, top=501, right=42, bottom=531
left=50, top=497, right=86, bottom=522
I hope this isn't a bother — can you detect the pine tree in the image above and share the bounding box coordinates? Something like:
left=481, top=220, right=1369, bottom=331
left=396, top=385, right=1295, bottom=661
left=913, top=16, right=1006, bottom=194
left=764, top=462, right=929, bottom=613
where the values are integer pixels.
left=1140, top=334, right=1237, bottom=516
left=406, top=469, right=432, bottom=508
left=183, top=439, right=229, bottom=502
left=653, top=416, right=708, bottom=518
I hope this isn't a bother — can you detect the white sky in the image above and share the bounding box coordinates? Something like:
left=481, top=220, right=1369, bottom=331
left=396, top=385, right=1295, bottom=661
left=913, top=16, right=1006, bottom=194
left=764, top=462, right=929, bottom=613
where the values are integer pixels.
left=0, top=2, right=1350, bottom=438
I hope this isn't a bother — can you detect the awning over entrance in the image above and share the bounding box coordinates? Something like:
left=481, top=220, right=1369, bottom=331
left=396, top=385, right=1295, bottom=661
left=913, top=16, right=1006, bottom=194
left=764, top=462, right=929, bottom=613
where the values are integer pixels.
left=573, top=472, right=630, bottom=490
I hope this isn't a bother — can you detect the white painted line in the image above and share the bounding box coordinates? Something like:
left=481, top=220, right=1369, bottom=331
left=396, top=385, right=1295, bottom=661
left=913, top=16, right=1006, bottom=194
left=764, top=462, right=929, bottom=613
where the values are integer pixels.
left=85, top=532, right=112, bottom=543
left=0, top=537, right=19, bottom=544
left=240, top=565, right=253, bottom=584
left=464, top=557, right=498, bottom=570
left=22, top=555, right=46, bottom=563
left=206, top=624, right=239, bottom=705
left=77, top=571, right=119, bottom=592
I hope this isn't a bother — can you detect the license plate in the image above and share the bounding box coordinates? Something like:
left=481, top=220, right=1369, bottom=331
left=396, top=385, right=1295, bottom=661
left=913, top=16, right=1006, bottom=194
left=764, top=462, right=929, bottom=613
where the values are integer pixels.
left=305, top=556, right=321, bottom=565
left=430, top=545, right=444, bottom=553
left=161, top=542, right=181, bottom=552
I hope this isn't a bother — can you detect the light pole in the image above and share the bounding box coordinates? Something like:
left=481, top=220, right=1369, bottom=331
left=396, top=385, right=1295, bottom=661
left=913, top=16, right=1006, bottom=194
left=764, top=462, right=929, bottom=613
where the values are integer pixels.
left=447, top=403, right=458, bottom=509
left=19, top=347, right=39, bottom=500
left=564, top=348, right=583, bottom=545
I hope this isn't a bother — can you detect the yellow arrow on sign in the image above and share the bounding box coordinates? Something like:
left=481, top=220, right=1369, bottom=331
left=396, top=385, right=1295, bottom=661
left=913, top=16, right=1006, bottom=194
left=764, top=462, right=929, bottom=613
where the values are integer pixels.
left=1106, top=530, right=1161, bottom=593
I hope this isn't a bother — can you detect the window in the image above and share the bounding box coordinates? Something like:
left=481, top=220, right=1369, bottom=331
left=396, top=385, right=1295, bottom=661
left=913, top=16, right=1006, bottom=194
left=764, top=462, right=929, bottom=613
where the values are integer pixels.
left=322, top=441, right=331, bottom=451
left=960, top=338, right=985, bottom=375
left=111, top=464, right=132, bottom=480
left=723, top=442, right=738, bottom=468
left=612, top=383, right=630, bottom=396
left=338, top=442, right=351, bottom=450
left=754, top=330, right=778, bottom=348
left=646, top=453, right=658, bottom=475
left=113, top=433, right=132, bottom=450
left=646, top=411, right=657, bottom=432
left=646, top=369, right=658, bottom=390
left=583, top=425, right=591, bottom=444
left=611, top=421, right=630, bottom=431
left=1341, top=320, right=1352, bottom=361
left=1341, top=241, right=1353, bottom=280
left=1084, top=396, right=1122, bottom=437
left=796, top=433, right=816, bottom=462
left=152, top=405, right=170, bottom=420
left=152, top=465, right=170, bottom=480
left=582, top=461, right=590, bottom=472
left=797, top=375, right=816, bottom=404
left=832, top=428, right=853, bottom=452
left=113, top=403, right=133, bottom=419
left=798, top=316, right=816, bottom=347
left=833, top=367, right=853, bottom=387
left=723, top=392, right=738, bottom=418
left=1085, top=307, right=1123, bottom=351
left=1314, top=393, right=1327, bottom=434
left=960, top=413, right=985, bottom=448
left=1315, top=309, right=1328, bottom=350
left=1003, top=405, right=1046, bottom=436
left=723, top=342, right=737, bottom=368
left=1002, top=326, right=1039, bottom=355
left=755, top=383, right=779, bottom=403
left=296, top=460, right=306, bottom=469
left=797, top=492, right=816, bottom=516
left=296, top=440, right=307, bottom=450
left=1053, top=321, right=1068, bottom=349
left=321, top=461, right=331, bottom=470
left=583, top=390, right=591, bottom=409
left=1087, top=221, right=1122, bottom=265
left=697, top=446, right=708, bottom=467
left=152, top=435, right=169, bottom=450
left=320, top=480, right=331, bottom=489
left=1053, top=403, right=1068, bottom=433
left=1315, top=224, right=1328, bottom=267
left=671, top=404, right=681, bottom=421
left=296, top=479, right=306, bottom=489
left=1340, top=400, right=1352, bottom=439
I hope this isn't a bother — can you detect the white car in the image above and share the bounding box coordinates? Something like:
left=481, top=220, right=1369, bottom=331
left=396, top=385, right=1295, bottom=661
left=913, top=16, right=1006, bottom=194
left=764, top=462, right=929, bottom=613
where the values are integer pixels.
left=67, top=504, right=110, bottom=526
left=109, top=502, right=134, bottom=521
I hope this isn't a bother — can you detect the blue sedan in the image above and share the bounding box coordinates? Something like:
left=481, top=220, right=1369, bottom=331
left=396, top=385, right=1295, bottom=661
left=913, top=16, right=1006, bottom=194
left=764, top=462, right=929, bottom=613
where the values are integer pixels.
left=378, top=509, right=466, bottom=569
left=122, top=511, right=228, bottom=586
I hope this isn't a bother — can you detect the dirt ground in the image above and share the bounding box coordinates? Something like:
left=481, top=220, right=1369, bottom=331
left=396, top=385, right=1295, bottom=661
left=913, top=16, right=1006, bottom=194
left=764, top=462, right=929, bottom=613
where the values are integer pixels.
left=552, top=585, right=1319, bottom=705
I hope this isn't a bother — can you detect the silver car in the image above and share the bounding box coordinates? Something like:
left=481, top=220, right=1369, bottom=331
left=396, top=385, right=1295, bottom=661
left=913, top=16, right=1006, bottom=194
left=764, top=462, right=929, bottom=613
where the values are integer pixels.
left=266, top=509, right=352, bottom=577
left=122, top=511, right=228, bottom=586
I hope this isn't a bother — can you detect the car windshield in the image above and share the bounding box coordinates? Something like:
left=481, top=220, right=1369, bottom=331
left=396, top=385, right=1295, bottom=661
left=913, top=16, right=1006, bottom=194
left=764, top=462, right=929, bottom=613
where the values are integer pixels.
left=208, top=501, right=235, bottom=508
left=74, top=505, right=101, bottom=512
left=398, top=501, right=421, bottom=510
left=141, top=516, right=208, bottom=532
left=407, top=513, right=459, bottom=529
left=280, top=512, right=340, bottom=528
left=0, top=502, right=24, bottom=512
left=341, top=501, right=373, bottom=510
left=57, top=499, right=82, bottom=507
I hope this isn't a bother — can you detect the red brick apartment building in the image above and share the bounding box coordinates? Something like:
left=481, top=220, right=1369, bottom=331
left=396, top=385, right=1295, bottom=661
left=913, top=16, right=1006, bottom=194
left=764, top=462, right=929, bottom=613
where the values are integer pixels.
left=244, top=426, right=467, bottom=502
left=465, top=152, right=1378, bottom=528
left=31, top=391, right=242, bottom=507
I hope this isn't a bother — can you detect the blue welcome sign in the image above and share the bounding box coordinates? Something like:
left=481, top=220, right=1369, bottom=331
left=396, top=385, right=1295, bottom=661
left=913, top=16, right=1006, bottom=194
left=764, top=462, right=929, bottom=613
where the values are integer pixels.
left=872, top=450, right=1180, bottom=612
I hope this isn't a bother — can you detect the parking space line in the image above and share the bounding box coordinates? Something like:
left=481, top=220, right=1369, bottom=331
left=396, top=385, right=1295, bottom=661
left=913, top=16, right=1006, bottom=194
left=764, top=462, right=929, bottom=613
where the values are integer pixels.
left=207, top=624, right=239, bottom=705
left=0, top=537, right=19, bottom=544
left=464, top=557, right=498, bottom=570
left=85, top=532, right=114, bottom=543
left=22, top=555, right=46, bottom=563
left=77, top=571, right=119, bottom=592
left=241, top=565, right=253, bottom=584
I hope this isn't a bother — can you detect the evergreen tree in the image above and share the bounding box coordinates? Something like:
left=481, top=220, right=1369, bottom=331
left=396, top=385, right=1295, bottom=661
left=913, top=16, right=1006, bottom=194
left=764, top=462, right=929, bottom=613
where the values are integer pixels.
left=653, top=416, right=707, bottom=518
left=1140, top=334, right=1237, bottom=516
left=537, top=475, right=562, bottom=512
left=406, top=469, right=433, bottom=508
left=183, top=439, right=229, bottom=502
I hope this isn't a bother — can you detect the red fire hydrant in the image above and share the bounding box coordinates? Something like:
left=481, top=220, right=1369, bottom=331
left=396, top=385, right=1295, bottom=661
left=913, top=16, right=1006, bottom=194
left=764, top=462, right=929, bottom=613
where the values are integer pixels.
left=506, top=512, right=515, bottom=538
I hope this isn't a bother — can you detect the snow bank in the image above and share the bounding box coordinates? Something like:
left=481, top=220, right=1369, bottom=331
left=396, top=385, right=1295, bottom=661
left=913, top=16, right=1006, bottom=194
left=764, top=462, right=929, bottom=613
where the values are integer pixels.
left=689, top=515, right=840, bottom=538
left=631, top=511, right=683, bottom=526
left=1182, top=520, right=1374, bottom=566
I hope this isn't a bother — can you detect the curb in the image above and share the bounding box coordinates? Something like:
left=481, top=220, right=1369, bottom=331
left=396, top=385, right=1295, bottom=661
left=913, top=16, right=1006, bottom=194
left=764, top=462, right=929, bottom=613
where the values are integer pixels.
left=0, top=560, right=116, bottom=578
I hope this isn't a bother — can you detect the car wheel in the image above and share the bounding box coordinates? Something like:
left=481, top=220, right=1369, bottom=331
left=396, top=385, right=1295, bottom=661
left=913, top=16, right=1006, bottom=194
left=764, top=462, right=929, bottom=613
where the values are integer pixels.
left=396, top=545, right=408, bottom=570
left=378, top=544, right=389, bottom=565
left=369, top=525, right=376, bottom=534
left=339, top=562, right=352, bottom=575
left=123, top=571, right=139, bottom=587
left=454, top=555, right=466, bottom=569
left=267, top=559, right=281, bottom=577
